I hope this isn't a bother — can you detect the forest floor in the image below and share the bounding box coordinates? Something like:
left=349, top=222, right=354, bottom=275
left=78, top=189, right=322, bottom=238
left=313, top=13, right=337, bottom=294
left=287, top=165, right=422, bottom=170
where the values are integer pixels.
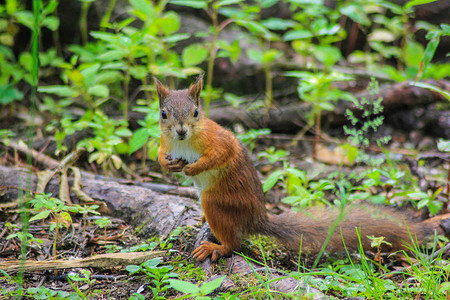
left=1, top=126, right=449, bottom=299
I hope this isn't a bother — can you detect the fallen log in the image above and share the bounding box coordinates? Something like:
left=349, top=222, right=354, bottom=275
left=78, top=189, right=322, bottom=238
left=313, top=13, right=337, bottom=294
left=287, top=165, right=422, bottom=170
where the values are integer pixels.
left=209, top=80, right=450, bottom=136
left=0, top=165, right=201, bottom=239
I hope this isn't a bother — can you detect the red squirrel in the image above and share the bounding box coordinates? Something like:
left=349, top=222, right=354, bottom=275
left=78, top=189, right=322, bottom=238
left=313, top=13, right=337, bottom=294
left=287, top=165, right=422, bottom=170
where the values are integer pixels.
left=156, top=75, right=443, bottom=262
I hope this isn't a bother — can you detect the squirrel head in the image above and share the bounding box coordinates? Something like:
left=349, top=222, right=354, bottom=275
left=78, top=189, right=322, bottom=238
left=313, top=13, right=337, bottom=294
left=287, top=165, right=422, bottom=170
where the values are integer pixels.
left=154, top=74, right=203, bottom=141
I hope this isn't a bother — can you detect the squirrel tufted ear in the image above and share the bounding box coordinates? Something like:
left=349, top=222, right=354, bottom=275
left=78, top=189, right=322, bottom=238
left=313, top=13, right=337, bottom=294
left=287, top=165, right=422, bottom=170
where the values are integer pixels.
left=188, top=73, right=204, bottom=106
left=153, top=77, right=170, bottom=106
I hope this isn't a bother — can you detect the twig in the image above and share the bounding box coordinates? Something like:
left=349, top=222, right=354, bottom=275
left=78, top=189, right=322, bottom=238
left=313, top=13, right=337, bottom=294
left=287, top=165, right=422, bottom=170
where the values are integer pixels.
left=1, top=251, right=165, bottom=273
left=4, top=141, right=59, bottom=169
left=430, top=242, right=450, bottom=260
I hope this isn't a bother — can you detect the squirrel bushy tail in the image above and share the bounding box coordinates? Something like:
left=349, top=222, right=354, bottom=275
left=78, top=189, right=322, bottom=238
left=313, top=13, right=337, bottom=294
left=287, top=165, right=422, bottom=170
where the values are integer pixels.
left=260, top=206, right=439, bottom=254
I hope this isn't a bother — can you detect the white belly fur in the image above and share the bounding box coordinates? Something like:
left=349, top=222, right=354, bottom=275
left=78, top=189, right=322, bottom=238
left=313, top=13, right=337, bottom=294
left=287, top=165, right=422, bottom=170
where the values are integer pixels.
left=168, top=140, right=216, bottom=197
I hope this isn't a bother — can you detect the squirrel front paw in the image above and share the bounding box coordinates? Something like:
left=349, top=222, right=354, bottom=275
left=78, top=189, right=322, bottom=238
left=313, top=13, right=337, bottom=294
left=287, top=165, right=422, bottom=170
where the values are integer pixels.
left=165, top=156, right=188, bottom=172
left=184, top=164, right=201, bottom=176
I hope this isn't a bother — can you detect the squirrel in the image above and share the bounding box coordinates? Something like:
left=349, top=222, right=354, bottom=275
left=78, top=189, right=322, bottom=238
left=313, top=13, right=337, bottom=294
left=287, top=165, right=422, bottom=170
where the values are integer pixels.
left=155, top=75, right=445, bottom=262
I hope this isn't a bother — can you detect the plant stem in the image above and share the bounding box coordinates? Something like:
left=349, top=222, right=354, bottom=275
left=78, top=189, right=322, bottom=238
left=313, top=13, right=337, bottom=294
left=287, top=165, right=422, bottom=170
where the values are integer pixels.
left=313, top=109, right=321, bottom=161
left=100, top=0, right=117, bottom=28
left=205, top=7, right=219, bottom=116
left=80, top=0, right=91, bottom=45
left=123, top=70, right=130, bottom=121
left=264, top=64, right=272, bottom=108
left=53, top=221, right=59, bottom=260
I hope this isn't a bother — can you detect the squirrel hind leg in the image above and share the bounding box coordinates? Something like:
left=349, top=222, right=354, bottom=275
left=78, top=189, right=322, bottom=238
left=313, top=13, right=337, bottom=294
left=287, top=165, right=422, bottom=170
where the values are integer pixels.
left=192, top=218, right=242, bottom=262
left=192, top=241, right=235, bottom=262
left=192, top=241, right=231, bottom=262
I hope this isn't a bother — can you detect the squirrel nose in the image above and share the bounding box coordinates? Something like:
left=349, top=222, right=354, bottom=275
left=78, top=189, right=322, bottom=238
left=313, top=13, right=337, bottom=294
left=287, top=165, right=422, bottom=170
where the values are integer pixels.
left=176, top=128, right=187, bottom=136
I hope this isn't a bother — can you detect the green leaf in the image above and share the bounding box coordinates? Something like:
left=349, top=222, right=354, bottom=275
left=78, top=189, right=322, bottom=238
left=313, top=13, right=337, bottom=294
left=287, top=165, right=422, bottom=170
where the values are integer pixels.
left=262, top=49, right=282, bottom=64
left=340, top=3, right=370, bottom=26
left=284, top=71, right=313, bottom=78
left=216, top=0, right=243, bottom=7
left=43, top=0, right=59, bottom=15
left=283, top=29, right=313, bottom=41
left=246, top=48, right=263, bottom=63
left=169, top=279, right=200, bottom=294
left=147, top=139, right=159, bottom=161
left=42, top=16, right=59, bottom=31
left=428, top=200, right=442, bottom=215
left=129, top=65, right=148, bottom=79
left=313, top=45, right=342, bottom=67
left=14, top=11, right=34, bottom=29
left=235, top=20, right=275, bottom=40
left=157, top=11, right=180, bottom=35
left=129, top=128, right=150, bottom=154
left=263, top=170, right=283, bottom=192
left=95, top=70, right=122, bottom=84
left=38, top=85, right=79, bottom=97
left=0, top=84, right=23, bottom=104
left=281, top=196, right=302, bottom=205
left=98, top=50, right=126, bottom=61
left=404, top=41, right=424, bottom=68
left=126, top=265, right=141, bottom=275
left=261, top=0, right=279, bottom=8
left=87, top=85, right=109, bottom=98
left=90, top=31, right=118, bottom=43
left=60, top=212, right=72, bottom=227
left=404, top=0, right=437, bottom=9
left=261, top=18, right=296, bottom=30
left=129, top=0, right=155, bottom=20
left=163, top=33, right=190, bottom=43
left=421, top=35, right=440, bottom=74
left=115, top=127, right=132, bottom=137
left=441, top=24, right=450, bottom=35
left=30, top=210, right=51, bottom=222
left=408, top=192, right=429, bottom=199
left=80, top=63, right=101, bottom=86
left=410, top=81, right=450, bottom=101
left=182, top=44, right=208, bottom=67
left=200, top=276, right=226, bottom=295
left=169, top=0, right=208, bottom=9
left=287, top=168, right=306, bottom=182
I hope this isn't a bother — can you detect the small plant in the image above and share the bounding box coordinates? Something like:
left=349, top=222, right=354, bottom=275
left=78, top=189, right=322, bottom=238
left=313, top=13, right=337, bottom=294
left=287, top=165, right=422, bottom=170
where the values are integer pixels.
left=74, top=204, right=100, bottom=235
left=0, top=285, right=74, bottom=299
left=121, top=242, right=158, bottom=253
left=257, top=146, right=289, bottom=164
left=67, top=269, right=97, bottom=300
left=344, top=78, right=390, bottom=165
left=126, top=258, right=178, bottom=299
left=263, top=164, right=334, bottom=209
left=5, top=222, right=43, bottom=250
left=286, top=70, right=355, bottom=159
left=95, top=216, right=112, bottom=242
left=29, top=193, right=73, bottom=260
left=236, top=128, right=271, bottom=154
left=169, top=275, right=226, bottom=299
left=367, top=235, right=392, bottom=264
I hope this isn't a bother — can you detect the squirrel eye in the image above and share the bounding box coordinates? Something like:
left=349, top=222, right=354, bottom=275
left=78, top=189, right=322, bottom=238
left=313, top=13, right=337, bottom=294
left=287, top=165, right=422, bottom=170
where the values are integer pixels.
left=193, top=109, right=199, bottom=118
left=161, top=111, right=167, bottom=119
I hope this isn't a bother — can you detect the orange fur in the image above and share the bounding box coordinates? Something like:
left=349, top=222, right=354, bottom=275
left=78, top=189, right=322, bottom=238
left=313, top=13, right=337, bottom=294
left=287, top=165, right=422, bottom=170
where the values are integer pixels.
left=155, top=76, right=443, bottom=262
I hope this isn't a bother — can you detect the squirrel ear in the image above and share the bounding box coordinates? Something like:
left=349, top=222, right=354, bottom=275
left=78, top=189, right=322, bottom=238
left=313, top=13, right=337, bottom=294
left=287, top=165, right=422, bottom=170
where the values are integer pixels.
left=188, top=73, right=204, bottom=106
left=153, top=77, right=170, bottom=106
